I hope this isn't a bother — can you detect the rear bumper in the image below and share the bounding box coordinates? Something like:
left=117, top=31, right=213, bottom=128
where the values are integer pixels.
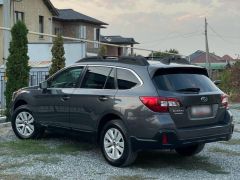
left=131, top=123, right=234, bottom=151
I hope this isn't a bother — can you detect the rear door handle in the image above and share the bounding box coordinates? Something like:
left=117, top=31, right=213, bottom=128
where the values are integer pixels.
left=61, top=96, right=70, bottom=101
left=98, top=96, right=108, bottom=102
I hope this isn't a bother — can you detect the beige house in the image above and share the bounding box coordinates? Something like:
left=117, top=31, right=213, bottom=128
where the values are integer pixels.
left=52, top=9, right=108, bottom=55
left=0, top=0, right=58, bottom=64
left=0, top=0, right=108, bottom=65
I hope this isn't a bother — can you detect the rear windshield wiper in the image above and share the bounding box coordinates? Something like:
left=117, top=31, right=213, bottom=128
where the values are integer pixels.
left=176, top=88, right=200, bottom=93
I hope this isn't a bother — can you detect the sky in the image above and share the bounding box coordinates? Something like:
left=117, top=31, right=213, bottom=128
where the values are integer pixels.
left=51, top=0, right=240, bottom=58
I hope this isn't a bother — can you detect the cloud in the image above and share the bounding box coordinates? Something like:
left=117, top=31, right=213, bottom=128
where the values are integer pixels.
left=51, top=0, right=240, bottom=57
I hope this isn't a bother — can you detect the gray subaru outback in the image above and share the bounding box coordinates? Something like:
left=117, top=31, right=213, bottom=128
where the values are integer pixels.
left=10, top=56, right=234, bottom=167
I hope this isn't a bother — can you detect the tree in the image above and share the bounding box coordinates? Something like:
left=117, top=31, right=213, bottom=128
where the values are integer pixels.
left=98, top=45, right=107, bottom=57
left=5, top=21, right=30, bottom=118
left=49, top=35, right=66, bottom=76
left=149, top=49, right=179, bottom=58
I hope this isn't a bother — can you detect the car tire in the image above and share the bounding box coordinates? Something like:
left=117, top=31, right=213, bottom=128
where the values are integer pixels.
left=175, top=143, right=205, bottom=156
left=11, top=105, right=45, bottom=139
left=100, top=120, right=137, bottom=167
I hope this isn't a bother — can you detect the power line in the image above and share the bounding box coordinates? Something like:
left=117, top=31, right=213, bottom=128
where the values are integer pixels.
left=142, top=30, right=202, bottom=45
left=208, top=23, right=239, bottom=45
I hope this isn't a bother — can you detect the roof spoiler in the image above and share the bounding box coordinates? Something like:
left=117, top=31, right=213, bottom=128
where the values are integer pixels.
left=146, top=55, right=190, bottom=65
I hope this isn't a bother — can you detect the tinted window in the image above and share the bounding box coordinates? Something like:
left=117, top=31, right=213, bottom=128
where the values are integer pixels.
left=50, top=67, right=84, bottom=88
left=104, top=69, right=115, bottom=89
left=117, top=69, right=140, bottom=90
left=153, top=69, right=218, bottom=92
left=81, top=66, right=112, bottom=89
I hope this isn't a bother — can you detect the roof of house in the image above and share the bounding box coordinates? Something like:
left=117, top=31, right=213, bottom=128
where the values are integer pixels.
left=189, top=50, right=227, bottom=63
left=222, top=54, right=234, bottom=61
left=43, top=0, right=59, bottom=16
left=53, top=9, right=108, bottom=25
left=100, top=36, right=139, bottom=45
left=29, top=61, right=51, bottom=68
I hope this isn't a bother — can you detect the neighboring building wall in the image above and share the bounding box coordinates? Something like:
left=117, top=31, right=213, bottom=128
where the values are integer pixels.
left=28, top=42, right=86, bottom=66
left=14, top=0, right=53, bottom=42
left=0, top=0, right=54, bottom=65
left=53, top=21, right=100, bottom=54
left=106, top=46, right=123, bottom=56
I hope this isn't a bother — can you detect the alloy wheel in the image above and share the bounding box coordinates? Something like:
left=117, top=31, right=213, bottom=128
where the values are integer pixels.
left=15, top=111, right=35, bottom=138
left=104, top=128, right=125, bottom=160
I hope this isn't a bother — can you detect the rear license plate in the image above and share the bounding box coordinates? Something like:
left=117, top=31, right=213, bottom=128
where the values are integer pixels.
left=191, top=105, right=212, bottom=117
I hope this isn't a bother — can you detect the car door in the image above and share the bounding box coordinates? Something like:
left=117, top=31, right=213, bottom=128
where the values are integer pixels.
left=35, top=66, right=85, bottom=128
left=69, top=66, right=117, bottom=131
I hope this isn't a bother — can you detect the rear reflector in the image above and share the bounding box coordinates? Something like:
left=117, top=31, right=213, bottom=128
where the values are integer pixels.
left=140, top=96, right=180, bottom=112
left=221, top=94, right=229, bottom=109
left=162, top=133, right=168, bottom=145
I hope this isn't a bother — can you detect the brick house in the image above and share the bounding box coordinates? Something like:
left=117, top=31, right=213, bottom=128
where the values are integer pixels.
left=53, top=9, right=108, bottom=56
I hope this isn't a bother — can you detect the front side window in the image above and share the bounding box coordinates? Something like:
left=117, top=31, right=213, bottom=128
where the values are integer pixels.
left=49, top=67, right=84, bottom=88
left=117, top=69, right=141, bottom=90
left=81, top=66, right=112, bottom=89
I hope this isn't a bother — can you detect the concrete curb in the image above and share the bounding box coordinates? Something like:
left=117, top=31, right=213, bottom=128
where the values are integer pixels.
left=0, top=116, right=6, bottom=123
left=0, top=122, right=11, bottom=128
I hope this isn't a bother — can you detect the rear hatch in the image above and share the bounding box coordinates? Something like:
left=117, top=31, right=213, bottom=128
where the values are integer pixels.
left=152, top=67, right=226, bottom=128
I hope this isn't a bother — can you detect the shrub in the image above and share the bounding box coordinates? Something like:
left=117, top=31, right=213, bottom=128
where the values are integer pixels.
left=49, top=35, right=66, bottom=76
left=5, top=21, right=30, bottom=119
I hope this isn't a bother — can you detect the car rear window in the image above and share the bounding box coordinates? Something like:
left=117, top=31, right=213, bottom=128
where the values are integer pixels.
left=153, top=68, right=218, bottom=92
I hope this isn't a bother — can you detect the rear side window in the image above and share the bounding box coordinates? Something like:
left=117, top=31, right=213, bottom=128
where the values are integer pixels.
left=117, top=69, right=140, bottom=90
left=81, top=66, right=112, bottom=89
left=153, top=68, right=218, bottom=92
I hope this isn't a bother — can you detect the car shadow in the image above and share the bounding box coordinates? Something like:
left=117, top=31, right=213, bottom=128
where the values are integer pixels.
left=39, top=131, right=229, bottom=175
left=133, top=150, right=229, bottom=175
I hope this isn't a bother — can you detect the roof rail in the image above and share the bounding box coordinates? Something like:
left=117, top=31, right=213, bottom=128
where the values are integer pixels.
left=146, top=55, right=190, bottom=65
left=119, top=56, right=149, bottom=66
left=76, top=56, right=149, bottom=66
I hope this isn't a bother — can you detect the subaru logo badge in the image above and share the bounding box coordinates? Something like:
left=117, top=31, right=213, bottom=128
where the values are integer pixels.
left=201, top=97, right=208, bottom=103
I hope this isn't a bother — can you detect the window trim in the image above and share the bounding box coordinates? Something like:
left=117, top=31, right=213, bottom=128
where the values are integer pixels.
left=79, top=65, right=143, bottom=90
left=80, top=66, right=113, bottom=89
left=15, top=11, right=24, bottom=22
left=103, top=68, right=116, bottom=90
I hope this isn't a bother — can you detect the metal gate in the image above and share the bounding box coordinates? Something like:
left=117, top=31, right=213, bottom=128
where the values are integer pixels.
left=0, top=71, right=49, bottom=117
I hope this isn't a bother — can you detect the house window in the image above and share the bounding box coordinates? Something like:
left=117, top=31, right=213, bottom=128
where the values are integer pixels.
left=79, top=25, right=86, bottom=39
left=39, top=16, right=44, bottom=39
left=15, top=11, right=24, bottom=22
left=94, top=28, right=100, bottom=48
left=55, top=27, right=63, bottom=36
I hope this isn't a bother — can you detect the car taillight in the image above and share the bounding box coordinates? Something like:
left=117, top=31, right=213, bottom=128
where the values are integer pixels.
left=221, top=94, right=229, bottom=109
left=140, top=96, right=180, bottom=112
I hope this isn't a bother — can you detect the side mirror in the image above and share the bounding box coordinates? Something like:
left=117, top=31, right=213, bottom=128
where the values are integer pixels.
left=214, top=80, right=221, bottom=86
left=39, top=81, right=48, bottom=89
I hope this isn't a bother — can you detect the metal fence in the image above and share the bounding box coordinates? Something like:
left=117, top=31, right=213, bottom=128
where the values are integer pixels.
left=0, top=71, right=49, bottom=117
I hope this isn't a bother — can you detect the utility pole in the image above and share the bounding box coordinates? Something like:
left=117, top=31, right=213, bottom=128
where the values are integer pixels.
left=205, top=18, right=211, bottom=78
left=2, top=0, right=12, bottom=108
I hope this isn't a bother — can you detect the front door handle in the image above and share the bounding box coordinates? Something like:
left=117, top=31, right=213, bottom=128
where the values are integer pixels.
left=98, top=96, right=108, bottom=102
left=61, top=96, right=70, bottom=101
